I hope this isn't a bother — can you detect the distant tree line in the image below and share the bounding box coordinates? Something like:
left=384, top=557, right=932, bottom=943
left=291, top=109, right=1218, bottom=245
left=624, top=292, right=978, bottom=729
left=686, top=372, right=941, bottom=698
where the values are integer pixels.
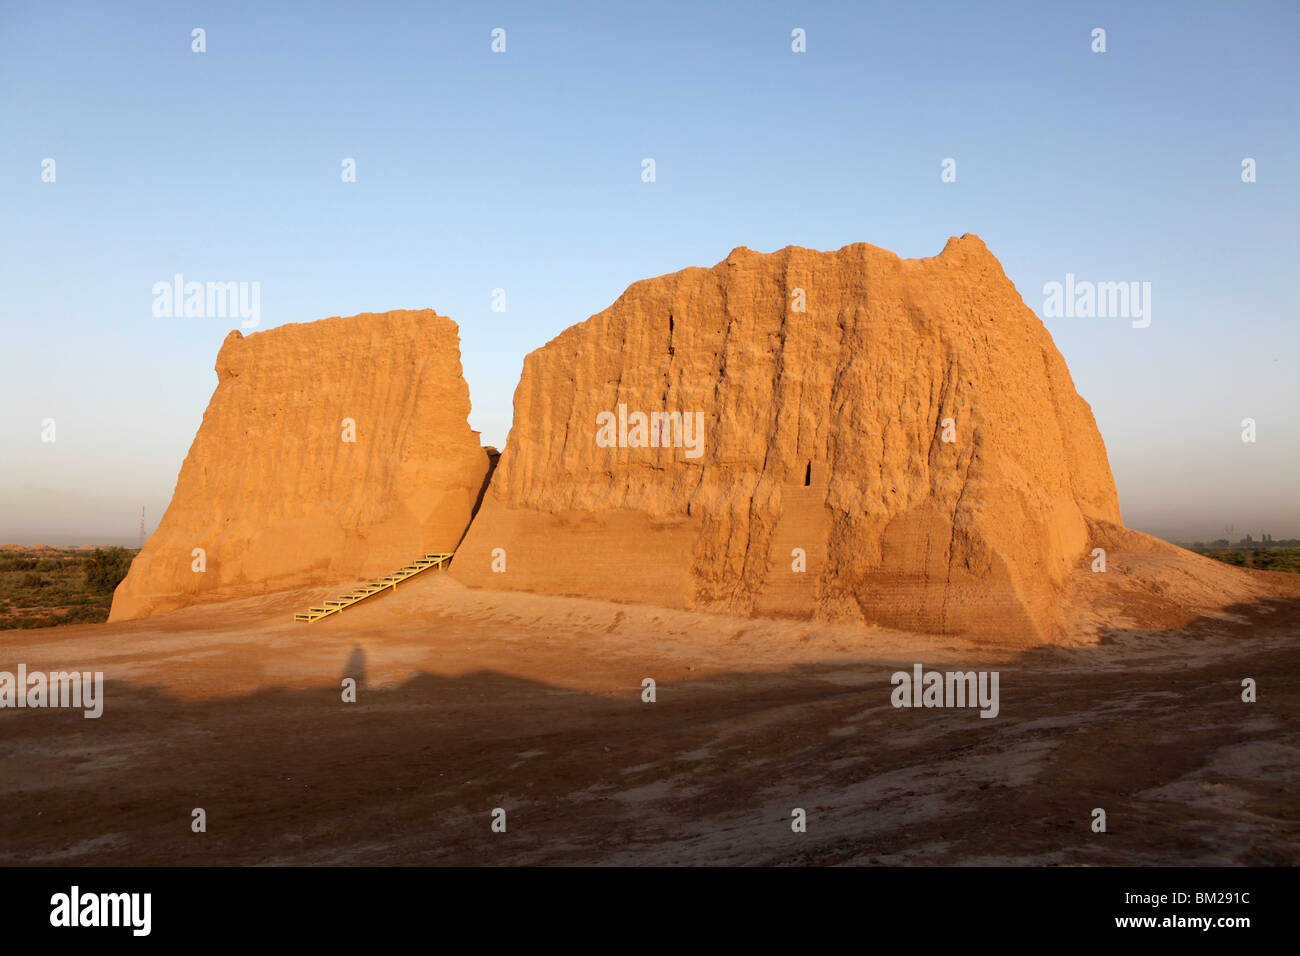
left=1190, top=535, right=1297, bottom=550
left=0, top=548, right=135, bottom=595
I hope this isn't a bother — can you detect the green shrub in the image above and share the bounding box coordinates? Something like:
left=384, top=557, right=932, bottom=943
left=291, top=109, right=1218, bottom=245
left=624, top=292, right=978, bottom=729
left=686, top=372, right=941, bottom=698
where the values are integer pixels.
left=84, top=547, right=133, bottom=594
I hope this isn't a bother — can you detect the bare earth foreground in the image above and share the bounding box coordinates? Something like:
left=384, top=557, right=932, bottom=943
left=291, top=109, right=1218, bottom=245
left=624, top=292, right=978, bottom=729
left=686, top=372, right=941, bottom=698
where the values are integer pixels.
left=3, top=571, right=1298, bottom=866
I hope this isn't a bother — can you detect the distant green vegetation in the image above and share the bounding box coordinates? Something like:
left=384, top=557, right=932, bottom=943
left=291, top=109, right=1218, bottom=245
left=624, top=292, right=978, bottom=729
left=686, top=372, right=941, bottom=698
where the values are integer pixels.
left=83, top=546, right=134, bottom=592
left=1185, top=540, right=1300, bottom=575
left=0, top=547, right=138, bottom=630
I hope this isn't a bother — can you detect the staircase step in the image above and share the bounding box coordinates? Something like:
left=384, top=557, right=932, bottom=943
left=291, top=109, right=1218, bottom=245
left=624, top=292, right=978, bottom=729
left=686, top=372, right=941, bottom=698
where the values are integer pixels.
left=295, top=549, right=455, bottom=621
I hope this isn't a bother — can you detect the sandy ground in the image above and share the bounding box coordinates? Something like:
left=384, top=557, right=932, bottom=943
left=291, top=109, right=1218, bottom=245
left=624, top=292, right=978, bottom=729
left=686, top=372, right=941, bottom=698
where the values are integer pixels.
left=1, top=572, right=1297, bottom=866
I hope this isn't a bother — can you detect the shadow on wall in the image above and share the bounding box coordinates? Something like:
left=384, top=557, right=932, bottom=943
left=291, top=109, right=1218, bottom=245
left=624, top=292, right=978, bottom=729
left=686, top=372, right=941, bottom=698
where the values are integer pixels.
left=459, top=446, right=501, bottom=550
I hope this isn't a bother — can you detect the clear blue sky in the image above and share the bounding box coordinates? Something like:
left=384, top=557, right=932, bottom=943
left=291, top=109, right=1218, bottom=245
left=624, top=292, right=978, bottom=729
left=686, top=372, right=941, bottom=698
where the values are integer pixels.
left=1, top=0, right=1297, bottom=544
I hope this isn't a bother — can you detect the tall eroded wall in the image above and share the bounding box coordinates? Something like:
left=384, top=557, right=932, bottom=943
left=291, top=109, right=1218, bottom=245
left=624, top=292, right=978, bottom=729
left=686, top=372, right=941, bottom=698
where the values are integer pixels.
left=451, top=236, right=1123, bottom=641
left=110, top=310, right=490, bottom=620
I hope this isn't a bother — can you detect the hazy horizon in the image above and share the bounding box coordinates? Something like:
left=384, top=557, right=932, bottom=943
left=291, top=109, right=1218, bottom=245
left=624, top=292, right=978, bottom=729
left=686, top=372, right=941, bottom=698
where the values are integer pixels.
left=2, top=1, right=1297, bottom=543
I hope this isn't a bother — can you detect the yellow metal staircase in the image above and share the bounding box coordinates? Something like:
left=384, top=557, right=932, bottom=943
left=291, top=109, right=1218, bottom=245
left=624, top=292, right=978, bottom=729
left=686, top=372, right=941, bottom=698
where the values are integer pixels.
left=293, top=552, right=454, bottom=622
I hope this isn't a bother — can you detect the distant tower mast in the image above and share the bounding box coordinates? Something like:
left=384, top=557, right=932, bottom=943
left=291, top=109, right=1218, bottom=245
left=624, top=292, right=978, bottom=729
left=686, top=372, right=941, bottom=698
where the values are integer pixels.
left=138, top=506, right=146, bottom=549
